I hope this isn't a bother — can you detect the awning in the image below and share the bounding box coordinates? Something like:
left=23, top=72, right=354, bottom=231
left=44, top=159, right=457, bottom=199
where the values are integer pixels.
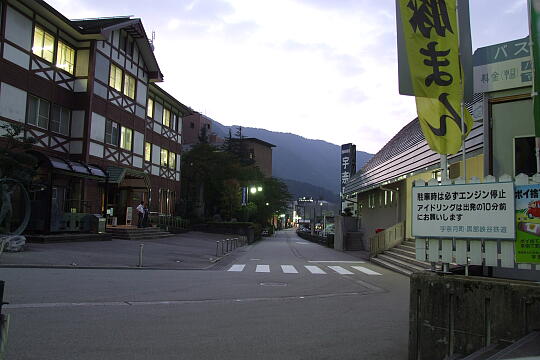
left=102, top=166, right=150, bottom=189
left=30, top=151, right=107, bottom=180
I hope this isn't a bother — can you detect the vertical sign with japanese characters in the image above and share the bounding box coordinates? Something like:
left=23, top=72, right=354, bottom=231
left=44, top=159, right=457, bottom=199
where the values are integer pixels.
left=412, top=182, right=515, bottom=239
left=515, top=184, right=540, bottom=263
left=340, top=143, right=356, bottom=199
left=397, top=0, right=474, bottom=155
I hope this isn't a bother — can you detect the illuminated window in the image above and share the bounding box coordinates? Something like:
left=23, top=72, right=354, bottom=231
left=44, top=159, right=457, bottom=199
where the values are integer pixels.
left=168, top=152, right=176, bottom=170
left=124, top=73, right=136, bottom=99
left=27, top=95, right=50, bottom=129
left=162, top=108, right=170, bottom=127
left=160, top=148, right=169, bottom=167
left=145, top=142, right=151, bottom=162
left=50, top=104, right=70, bottom=135
left=32, top=26, right=54, bottom=63
left=120, top=127, right=133, bottom=151
left=105, top=119, right=119, bottom=145
left=56, top=41, right=75, bottom=74
left=109, top=64, right=123, bottom=92
left=147, top=98, right=154, bottom=118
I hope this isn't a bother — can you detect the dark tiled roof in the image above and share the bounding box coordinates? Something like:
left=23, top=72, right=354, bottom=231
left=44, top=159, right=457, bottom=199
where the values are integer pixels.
left=360, top=118, right=424, bottom=173
left=71, top=17, right=133, bottom=34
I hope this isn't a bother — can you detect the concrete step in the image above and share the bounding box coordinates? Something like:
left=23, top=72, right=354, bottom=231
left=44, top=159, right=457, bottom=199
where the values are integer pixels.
left=371, top=257, right=413, bottom=277
left=376, top=253, right=427, bottom=273
left=384, top=249, right=429, bottom=268
left=390, top=246, right=416, bottom=258
left=398, top=243, right=415, bottom=252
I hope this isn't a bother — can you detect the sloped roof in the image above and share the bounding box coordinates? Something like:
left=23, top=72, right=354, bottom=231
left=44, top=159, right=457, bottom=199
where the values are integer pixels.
left=360, top=118, right=423, bottom=173
left=71, top=17, right=133, bottom=34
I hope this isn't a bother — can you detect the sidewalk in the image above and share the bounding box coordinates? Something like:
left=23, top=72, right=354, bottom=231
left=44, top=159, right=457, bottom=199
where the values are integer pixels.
left=0, top=232, right=244, bottom=270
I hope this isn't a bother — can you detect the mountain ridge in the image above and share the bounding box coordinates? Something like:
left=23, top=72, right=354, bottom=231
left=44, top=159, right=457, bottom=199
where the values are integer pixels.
left=210, top=120, right=373, bottom=197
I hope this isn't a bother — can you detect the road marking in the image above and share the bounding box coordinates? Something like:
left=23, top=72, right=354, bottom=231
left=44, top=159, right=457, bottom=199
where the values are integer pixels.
left=256, top=265, right=270, bottom=273
left=328, top=266, right=354, bottom=275
left=228, top=264, right=245, bottom=272
left=308, top=261, right=365, bottom=264
left=305, top=265, right=326, bottom=274
left=281, top=265, right=298, bottom=274
left=295, top=242, right=313, bottom=245
left=352, top=266, right=382, bottom=275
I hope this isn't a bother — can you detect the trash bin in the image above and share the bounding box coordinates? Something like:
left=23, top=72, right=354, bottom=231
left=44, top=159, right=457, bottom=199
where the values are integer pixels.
left=81, top=214, right=106, bottom=233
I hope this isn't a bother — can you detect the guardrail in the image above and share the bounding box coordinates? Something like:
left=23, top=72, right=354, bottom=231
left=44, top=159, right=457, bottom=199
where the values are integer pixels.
left=149, top=214, right=189, bottom=229
left=369, top=221, right=405, bottom=257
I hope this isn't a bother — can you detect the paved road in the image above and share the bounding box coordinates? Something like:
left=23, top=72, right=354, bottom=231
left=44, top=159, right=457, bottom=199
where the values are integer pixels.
left=2, top=229, right=410, bottom=360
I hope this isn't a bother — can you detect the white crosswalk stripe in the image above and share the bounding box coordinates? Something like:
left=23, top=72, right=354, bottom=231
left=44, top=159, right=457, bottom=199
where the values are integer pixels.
left=281, top=265, right=298, bottom=273
left=256, top=265, right=270, bottom=273
left=226, top=264, right=382, bottom=276
left=304, top=265, right=326, bottom=274
left=352, top=266, right=382, bottom=275
left=328, top=266, right=354, bottom=275
left=228, top=264, right=245, bottom=272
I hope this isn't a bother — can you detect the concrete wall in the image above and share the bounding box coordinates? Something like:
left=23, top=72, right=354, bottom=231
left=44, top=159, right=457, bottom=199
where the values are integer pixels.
left=358, top=180, right=406, bottom=241
left=409, top=272, right=540, bottom=360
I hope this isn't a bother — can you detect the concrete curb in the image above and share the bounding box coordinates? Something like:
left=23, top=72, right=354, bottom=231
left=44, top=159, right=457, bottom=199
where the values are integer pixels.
left=0, top=264, right=214, bottom=271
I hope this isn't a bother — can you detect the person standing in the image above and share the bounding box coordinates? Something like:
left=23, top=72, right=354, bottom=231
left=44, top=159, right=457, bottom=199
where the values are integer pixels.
left=136, top=201, right=145, bottom=228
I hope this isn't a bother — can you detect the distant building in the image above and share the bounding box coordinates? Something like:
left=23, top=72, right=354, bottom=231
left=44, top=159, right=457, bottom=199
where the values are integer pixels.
left=181, top=111, right=220, bottom=149
left=231, top=137, right=275, bottom=177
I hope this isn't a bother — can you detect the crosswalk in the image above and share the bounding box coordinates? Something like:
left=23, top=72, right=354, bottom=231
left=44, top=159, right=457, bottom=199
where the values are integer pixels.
left=227, top=264, right=382, bottom=276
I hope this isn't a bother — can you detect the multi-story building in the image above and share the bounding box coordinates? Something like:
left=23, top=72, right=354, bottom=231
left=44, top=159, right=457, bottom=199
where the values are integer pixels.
left=0, top=0, right=191, bottom=232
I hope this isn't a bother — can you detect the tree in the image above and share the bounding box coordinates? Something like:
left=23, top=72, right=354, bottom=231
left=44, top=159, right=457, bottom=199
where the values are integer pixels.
left=0, top=123, right=37, bottom=185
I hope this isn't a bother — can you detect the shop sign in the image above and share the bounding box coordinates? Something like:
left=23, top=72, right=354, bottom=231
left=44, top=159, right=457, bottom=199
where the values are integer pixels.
left=473, top=37, right=532, bottom=93
left=412, top=182, right=515, bottom=239
left=515, top=184, right=540, bottom=264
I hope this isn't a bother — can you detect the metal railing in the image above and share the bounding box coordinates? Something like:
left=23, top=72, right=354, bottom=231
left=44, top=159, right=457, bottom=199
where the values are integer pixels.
left=149, top=214, right=189, bottom=229
left=369, top=221, right=405, bottom=257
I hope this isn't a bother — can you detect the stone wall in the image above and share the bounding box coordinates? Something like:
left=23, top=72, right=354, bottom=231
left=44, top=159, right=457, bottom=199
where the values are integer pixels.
left=409, top=272, right=540, bottom=360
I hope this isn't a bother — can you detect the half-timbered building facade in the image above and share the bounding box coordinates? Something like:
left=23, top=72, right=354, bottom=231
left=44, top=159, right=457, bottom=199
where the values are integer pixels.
left=0, top=0, right=191, bottom=232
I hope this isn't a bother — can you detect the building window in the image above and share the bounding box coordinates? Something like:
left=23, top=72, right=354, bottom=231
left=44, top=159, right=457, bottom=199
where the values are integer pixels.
left=120, top=127, right=133, bottom=151
left=145, top=142, right=152, bottom=162
left=160, top=148, right=169, bottom=167
left=124, top=73, right=136, bottom=99
left=32, top=26, right=54, bottom=63
left=27, top=95, right=50, bottom=129
left=190, top=122, right=194, bottom=129
left=105, top=119, right=119, bottom=145
left=56, top=41, right=75, bottom=74
left=168, top=152, right=176, bottom=170
left=109, top=64, right=123, bottom=92
left=50, top=104, right=70, bottom=135
left=515, top=136, right=537, bottom=176
left=162, top=108, right=171, bottom=127
left=147, top=98, right=154, bottom=118
left=368, top=193, right=376, bottom=209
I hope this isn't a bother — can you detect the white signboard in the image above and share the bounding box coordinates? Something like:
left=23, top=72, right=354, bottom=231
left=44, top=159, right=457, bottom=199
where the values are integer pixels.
left=412, top=182, right=515, bottom=239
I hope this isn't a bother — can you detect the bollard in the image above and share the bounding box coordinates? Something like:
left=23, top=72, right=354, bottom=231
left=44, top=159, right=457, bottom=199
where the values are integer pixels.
left=216, top=241, right=220, bottom=257
left=227, top=239, right=230, bottom=252
left=138, top=243, right=144, bottom=268
left=235, top=238, right=238, bottom=248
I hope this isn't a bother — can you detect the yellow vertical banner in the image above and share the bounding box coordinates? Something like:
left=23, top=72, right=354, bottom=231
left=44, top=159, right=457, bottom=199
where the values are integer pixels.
left=398, top=0, right=473, bottom=155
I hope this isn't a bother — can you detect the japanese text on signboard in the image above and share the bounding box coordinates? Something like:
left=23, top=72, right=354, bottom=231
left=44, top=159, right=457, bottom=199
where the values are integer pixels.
left=412, top=182, right=515, bottom=239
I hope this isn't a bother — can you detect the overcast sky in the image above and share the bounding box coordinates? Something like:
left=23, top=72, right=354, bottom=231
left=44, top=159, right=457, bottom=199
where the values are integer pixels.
left=47, top=0, right=529, bottom=153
